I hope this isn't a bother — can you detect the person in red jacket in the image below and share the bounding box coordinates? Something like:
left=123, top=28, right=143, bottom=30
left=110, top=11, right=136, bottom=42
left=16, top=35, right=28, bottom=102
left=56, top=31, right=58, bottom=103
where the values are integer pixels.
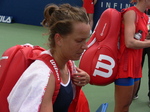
left=114, top=0, right=150, bottom=112
left=133, top=9, right=150, bottom=102
left=82, top=0, right=97, bottom=31
left=7, top=3, right=91, bottom=112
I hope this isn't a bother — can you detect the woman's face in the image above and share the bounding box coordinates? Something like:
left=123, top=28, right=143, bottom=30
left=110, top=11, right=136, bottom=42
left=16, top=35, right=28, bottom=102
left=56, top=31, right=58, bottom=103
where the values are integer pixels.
left=60, top=22, right=91, bottom=61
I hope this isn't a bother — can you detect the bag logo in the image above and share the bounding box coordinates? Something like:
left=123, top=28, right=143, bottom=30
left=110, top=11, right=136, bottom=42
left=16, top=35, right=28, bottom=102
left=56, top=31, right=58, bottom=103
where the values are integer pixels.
left=100, top=23, right=107, bottom=36
left=50, top=59, right=60, bottom=80
left=0, top=56, right=9, bottom=60
left=93, top=54, right=115, bottom=78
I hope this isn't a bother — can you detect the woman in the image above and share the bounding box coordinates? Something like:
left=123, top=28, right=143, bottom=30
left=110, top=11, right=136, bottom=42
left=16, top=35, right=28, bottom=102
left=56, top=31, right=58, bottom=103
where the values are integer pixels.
left=8, top=4, right=91, bottom=112
left=114, top=0, right=150, bottom=112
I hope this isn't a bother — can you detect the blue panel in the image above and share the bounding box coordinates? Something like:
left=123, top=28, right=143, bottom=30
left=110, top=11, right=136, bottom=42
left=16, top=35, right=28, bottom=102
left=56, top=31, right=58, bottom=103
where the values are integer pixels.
left=93, top=0, right=134, bottom=29
left=96, top=103, right=108, bottom=112
left=0, top=0, right=134, bottom=26
left=0, top=0, right=82, bottom=25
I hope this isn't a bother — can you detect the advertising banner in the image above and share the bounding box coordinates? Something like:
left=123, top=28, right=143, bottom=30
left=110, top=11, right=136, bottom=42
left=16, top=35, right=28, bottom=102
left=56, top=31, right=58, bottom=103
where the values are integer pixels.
left=0, top=15, right=13, bottom=23
left=94, top=0, right=134, bottom=29
left=0, top=0, right=134, bottom=26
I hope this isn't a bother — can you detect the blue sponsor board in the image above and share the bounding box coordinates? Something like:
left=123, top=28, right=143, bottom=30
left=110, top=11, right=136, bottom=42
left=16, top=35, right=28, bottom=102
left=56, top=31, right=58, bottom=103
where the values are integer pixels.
left=0, top=0, right=82, bottom=26
left=0, top=0, right=134, bottom=26
left=0, top=15, right=13, bottom=23
left=93, top=0, right=135, bottom=29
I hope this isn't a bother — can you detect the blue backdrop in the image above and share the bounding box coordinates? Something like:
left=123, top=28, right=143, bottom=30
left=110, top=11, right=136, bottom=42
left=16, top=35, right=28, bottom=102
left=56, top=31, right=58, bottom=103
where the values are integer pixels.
left=93, top=0, right=134, bottom=29
left=0, top=0, right=134, bottom=26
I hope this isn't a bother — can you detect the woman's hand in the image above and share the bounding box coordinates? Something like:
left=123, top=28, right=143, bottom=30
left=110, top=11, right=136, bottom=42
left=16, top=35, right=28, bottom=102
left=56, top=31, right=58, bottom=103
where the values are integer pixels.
left=72, top=67, right=90, bottom=86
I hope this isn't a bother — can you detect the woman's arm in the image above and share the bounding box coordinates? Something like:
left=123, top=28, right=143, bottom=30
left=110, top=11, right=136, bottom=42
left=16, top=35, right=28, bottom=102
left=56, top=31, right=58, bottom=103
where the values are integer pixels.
left=39, top=73, right=55, bottom=112
left=94, top=0, right=97, bottom=5
left=124, top=10, right=150, bottom=49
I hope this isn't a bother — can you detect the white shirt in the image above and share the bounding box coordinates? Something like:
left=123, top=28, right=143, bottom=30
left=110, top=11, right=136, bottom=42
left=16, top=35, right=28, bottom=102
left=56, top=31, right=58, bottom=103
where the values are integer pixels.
left=7, top=50, right=76, bottom=112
